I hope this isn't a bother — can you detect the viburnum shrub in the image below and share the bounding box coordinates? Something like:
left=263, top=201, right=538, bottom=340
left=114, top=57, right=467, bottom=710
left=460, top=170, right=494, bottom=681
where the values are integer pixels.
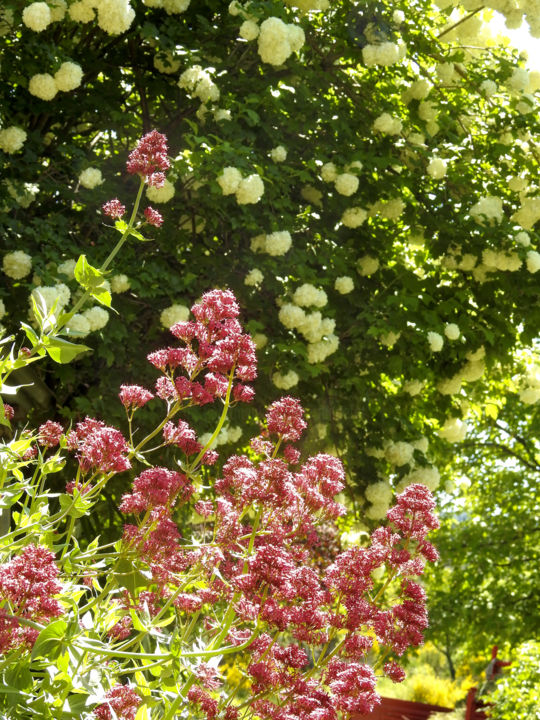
left=0, top=132, right=439, bottom=720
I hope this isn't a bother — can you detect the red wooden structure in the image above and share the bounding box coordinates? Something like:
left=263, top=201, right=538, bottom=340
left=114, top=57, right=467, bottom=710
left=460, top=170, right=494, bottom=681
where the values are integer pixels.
left=353, top=696, right=453, bottom=719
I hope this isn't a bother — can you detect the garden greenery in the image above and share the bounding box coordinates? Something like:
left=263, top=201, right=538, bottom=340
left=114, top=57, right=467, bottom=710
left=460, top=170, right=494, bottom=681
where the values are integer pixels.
left=0, top=136, right=441, bottom=718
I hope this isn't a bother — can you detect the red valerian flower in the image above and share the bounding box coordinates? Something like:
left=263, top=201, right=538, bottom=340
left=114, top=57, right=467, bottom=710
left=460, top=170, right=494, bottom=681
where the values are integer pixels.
left=102, top=198, right=126, bottom=219
left=266, top=396, right=307, bottom=441
left=38, top=420, right=64, bottom=447
left=118, top=384, right=154, bottom=410
left=0, top=544, right=63, bottom=654
left=126, top=130, right=170, bottom=186
left=94, top=685, right=141, bottom=720
left=143, top=206, right=163, bottom=227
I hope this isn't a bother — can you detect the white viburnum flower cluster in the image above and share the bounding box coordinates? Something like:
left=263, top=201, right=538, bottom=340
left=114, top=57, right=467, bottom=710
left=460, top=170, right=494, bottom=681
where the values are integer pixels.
left=3, top=251, right=32, bottom=280
left=154, top=52, right=181, bottom=74
left=385, top=440, right=414, bottom=467
left=79, top=167, right=103, bottom=189
left=292, top=283, right=327, bottom=308
left=481, top=249, right=522, bottom=273
left=200, top=423, right=242, bottom=450
left=526, top=250, right=540, bottom=273
left=427, top=331, right=444, bottom=352
left=272, top=369, right=299, bottom=390
left=22, top=2, right=51, bottom=31
left=66, top=313, right=91, bottom=337
left=57, top=258, right=77, bottom=278
left=379, top=330, right=401, bottom=347
left=160, top=304, right=190, bottom=328
left=244, top=269, right=264, bottom=287
left=147, top=179, right=175, bottom=203
left=444, top=323, right=460, bottom=340
left=397, top=465, right=441, bottom=493
left=341, top=207, right=367, bottom=228
left=403, top=379, right=424, bottom=396
left=362, top=41, right=404, bottom=67
left=179, top=66, right=220, bottom=104
left=217, top=167, right=265, bottom=205
left=250, top=231, right=291, bottom=256
left=301, top=185, right=323, bottom=206
left=511, top=196, right=540, bottom=230
left=518, top=365, right=540, bottom=404
left=320, top=162, right=361, bottom=197
left=278, top=302, right=338, bottom=364
left=29, top=61, right=83, bottom=99
left=68, top=0, right=135, bottom=34
left=257, top=17, right=305, bottom=66
left=334, top=276, right=354, bottom=294
left=270, top=145, right=287, bottom=162
left=365, top=481, right=393, bottom=520
left=283, top=0, right=330, bottom=12
left=30, top=283, right=71, bottom=316
left=357, top=256, right=379, bottom=276
left=83, top=306, right=109, bottom=331
left=437, top=346, right=486, bottom=396
left=470, top=195, right=504, bottom=225
left=252, top=333, right=268, bottom=349
left=427, top=157, right=447, bottom=179
left=111, top=274, right=130, bottom=293
left=438, top=417, right=467, bottom=443
left=7, top=179, right=39, bottom=209
left=373, top=112, right=403, bottom=135
left=0, top=127, right=27, bottom=154
left=368, top=197, right=405, bottom=221
left=0, top=299, right=6, bottom=320
left=239, top=19, right=259, bottom=41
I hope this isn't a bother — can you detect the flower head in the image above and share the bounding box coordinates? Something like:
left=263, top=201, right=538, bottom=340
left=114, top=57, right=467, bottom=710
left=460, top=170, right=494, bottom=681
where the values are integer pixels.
left=102, top=199, right=126, bottom=219
left=126, top=130, right=170, bottom=185
left=144, top=206, right=163, bottom=227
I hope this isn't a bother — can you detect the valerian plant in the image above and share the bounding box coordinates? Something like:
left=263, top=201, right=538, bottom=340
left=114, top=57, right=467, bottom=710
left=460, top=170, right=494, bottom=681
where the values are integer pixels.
left=0, top=283, right=440, bottom=720
left=0, top=130, right=169, bottom=426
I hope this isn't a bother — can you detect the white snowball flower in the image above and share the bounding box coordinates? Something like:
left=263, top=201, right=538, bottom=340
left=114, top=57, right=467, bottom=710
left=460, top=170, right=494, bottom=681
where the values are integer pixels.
left=57, top=259, right=77, bottom=278
left=0, top=127, right=27, bottom=154
left=373, top=113, right=402, bottom=135
left=427, top=157, right=447, bottom=179
left=342, top=207, right=367, bottom=228
left=68, top=1, right=95, bottom=23
left=79, top=167, right=103, bottom=189
left=358, top=256, right=379, bottom=276
left=273, top=370, right=299, bottom=389
left=365, top=480, right=393, bottom=506
left=0, top=299, right=5, bottom=320
left=427, top=331, right=444, bottom=352
left=66, top=313, right=91, bottom=337
left=403, top=379, right=424, bottom=396
left=385, top=441, right=414, bottom=466
left=265, top=231, right=292, bottom=256
left=3, top=251, right=32, bottom=280
left=270, top=145, right=287, bottom=162
left=293, top=283, right=327, bottom=308
left=239, top=19, right=259, bottom=40
left=278, top=303, right=306, bottom=329
left=438, top=417, right=467, bottom=443
left=335, top=276, right=354, bottom=294
left=257, top=17, right=304, bottom=66
left=252, top=332, right=268, bottom=349
left=444, top=323, right=460, bottom=340
left=28, top=73, right=58, bottom=101
left=217, top=166, right=242, bottom=195
left=334, top=173, right=359, bottom=197
left=362, top=42, right=401, bottom=67
left=526, top=250, right=540, bottom=273
left=82, top=306, right=109, bottom=331
left=236, top=174, right=264, bottom=204
left=54, top=62, right=83, bottom=92
left=160, top=304, right=190, bottom=328
left=147, top=179, right=175, bottom=203
left=470, top=196, right=504, bottom=225
left=22, top=2, right=52, bottom=31
left=320, top=162, right=338, bottom=182
left=111, top=274, right=130, bottom=293
left=244, top=269, right=264, bottom=287
left=96, top=0, right=135, bottom=35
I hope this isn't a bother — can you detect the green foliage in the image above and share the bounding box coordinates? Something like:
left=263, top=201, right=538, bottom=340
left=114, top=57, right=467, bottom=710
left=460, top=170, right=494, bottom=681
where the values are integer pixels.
left=484, top=641, right=540, bottom=720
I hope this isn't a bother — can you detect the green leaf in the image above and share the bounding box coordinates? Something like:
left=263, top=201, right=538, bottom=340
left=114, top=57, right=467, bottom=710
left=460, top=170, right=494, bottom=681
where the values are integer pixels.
left=31, top=618, right=68, bottom=660
left=74, top=255, right=112, bottom=307
left=59, top=491, right=93, bottom=519
left=42, top=336, right=91, bottom=364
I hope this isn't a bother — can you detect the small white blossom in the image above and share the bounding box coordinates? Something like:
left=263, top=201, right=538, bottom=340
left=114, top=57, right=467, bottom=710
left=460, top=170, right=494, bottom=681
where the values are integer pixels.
left=160, top=304, right=190, bottom=328
left=444, top=323, right=460, bottom=340
left=3, top=251, right=32, bottom=280
left=335, top=276, right=354, bottom=294
left=270, top=145, right=287, bottom=162
left=427, top=331, right=444, bottom=352
left=244, top=269, right=264, bottom=287
left=79, top=167, right=103, bottom=189
left=147, top=179, right=175, bottom=203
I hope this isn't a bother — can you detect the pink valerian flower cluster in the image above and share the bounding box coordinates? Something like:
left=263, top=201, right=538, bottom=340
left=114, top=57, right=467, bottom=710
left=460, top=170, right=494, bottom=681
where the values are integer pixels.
left=144, top=206, right=163, bottom=227
left=126, top=129, right=170, bottom=187
left=94, top=685, right=141, bottom=720
left=0, top=544, right=63, bottom=654
left=118, top=384, right=154, bottom=410
left=119, top=467, right=193, bottom=515
left=66, top=417, right=131, bottom=478
left=102, top=198, right=126, bottom=220
left=147, top=289, right=257, bottom=412
left=38, top=420, right=64, bottom=447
